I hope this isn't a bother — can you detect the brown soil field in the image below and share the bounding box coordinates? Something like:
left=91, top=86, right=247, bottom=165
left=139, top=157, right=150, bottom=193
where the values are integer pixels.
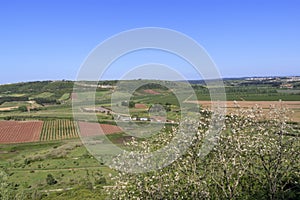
left=186, top=100, right=300, bottom=122
left=0, top=106, right=18, bottom=111
left=71, top=92, right=78, bottom=100
left=0, top=121, right=43, bottom=144
left=144, top=89, right=160, bottom=95
left=78, top=122, right=123, bottom=137
left=135, top=103, right=148, bottom=109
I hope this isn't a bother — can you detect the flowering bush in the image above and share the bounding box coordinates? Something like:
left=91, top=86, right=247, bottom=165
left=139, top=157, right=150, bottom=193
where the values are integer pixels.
left=108, top=104, right=300, bottom=199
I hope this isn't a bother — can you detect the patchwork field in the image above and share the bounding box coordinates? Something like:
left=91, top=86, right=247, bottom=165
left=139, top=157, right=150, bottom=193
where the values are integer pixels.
left=0, top=120, right=123, bottom=144
left=0, top=80, right=299, bottom=199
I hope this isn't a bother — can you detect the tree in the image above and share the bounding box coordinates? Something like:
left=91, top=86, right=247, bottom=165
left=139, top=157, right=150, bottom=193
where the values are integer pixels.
left=129, top=101, right=135, bottom=108
left=108, top=104, right=300, bottom=199
left=94, top=171, right=106, bottom=185
left=246, top=106, right=300, bottom=199
left=121, top=101, right=129, bottom=107
left=121, top=101, right=135, bottom=108
left=18, top=105, right=27, bottom=112
left=46, top=174, right=57, bottom=185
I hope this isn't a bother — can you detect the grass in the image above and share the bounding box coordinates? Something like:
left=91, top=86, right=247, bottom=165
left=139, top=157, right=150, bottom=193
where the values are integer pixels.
left=192, top=91, right=300, bottom=101
left=0, top=93, right=26, bottom=97
left=31, top=92, right=54, bottom=99
left=76, top=91, right=111, bottom=101
left=58, top=93, right=70, bottom=101
left=131, top=93, right=180, bottom=106
left=0, top=101, right=30, bottom=108
left=277, top=89, right=300, bottom=94
left=0, top=138, right=122, bottom=196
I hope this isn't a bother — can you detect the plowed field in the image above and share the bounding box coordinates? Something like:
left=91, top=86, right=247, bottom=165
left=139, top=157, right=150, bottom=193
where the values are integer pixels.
left=78, top=122, right=123, bottom=137
left=0, top=121, right=43, bottom=144
left=186, top=100, right=300, bottom=122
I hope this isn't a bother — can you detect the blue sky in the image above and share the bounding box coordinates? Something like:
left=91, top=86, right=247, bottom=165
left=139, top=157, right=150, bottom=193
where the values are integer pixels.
left=0, top=0, right=299, bottom=84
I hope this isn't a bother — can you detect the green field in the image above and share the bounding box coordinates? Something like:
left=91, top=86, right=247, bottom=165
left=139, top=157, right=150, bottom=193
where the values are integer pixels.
left=31, top=92, right=54, bottom=99
left=0, top=79, right=300, bottom=199
left=0, top=139, right=120, bottom=199
left=0, top=101, right=30, bottom=108
left=58, top=93, right=70, bottom=101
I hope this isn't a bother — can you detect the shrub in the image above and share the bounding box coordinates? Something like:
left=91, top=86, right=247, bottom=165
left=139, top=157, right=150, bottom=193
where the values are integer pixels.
left=46, top=174, right=57, bottom=185
left=94, top=171, right=107, bottom=185
left=18, top=106, right=27, bottom=112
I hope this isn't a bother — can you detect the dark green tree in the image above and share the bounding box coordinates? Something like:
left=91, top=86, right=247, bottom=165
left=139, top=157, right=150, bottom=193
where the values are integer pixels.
left=46, top=174, right=57, bottom=185
left=18, top=106, right=27, bottom=112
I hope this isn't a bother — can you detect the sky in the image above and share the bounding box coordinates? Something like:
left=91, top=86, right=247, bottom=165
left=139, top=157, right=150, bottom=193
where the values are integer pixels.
left=0, top=0, right=300, bottom=84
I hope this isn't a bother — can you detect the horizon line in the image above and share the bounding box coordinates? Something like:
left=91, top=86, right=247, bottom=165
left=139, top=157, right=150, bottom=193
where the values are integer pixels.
left=1, top=75, right=300, bottom=86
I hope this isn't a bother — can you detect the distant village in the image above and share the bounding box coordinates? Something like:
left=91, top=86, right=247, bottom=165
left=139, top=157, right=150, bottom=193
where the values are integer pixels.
left=81, top=106, right=175, bottom=123
left=244, top=76, right=300, bottom=89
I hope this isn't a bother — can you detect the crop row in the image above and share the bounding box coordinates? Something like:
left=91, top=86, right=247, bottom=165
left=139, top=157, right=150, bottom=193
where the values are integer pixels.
left=40, top=120, right=79, bottom=141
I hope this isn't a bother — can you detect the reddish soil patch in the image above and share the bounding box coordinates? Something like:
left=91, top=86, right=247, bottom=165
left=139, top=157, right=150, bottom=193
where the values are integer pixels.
left=135, top=103, right=148, bottom=109
left=0, top=121, right=43, bottom=144
left=78, top=122, right=123, bottom=137
left=71, top=93, right=78, bottom=100
left=144, top=89, right=160, bottom=95
left=151, top=116, right=166, bottom=122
